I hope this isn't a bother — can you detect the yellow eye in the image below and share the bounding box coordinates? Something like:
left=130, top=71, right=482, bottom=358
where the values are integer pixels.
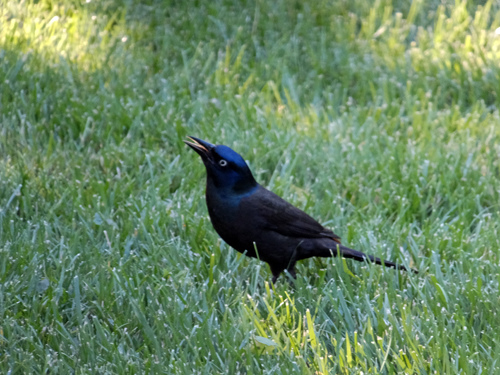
left=219, top=160, right=228, bottom=167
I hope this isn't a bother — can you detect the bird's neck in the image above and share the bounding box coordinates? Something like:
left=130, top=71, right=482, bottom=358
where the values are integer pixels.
left=206, top=178, right=257, bottom=207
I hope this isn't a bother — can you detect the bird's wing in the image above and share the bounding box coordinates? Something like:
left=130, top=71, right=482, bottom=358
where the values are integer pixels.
left=242, top=186, right=342, bottom=242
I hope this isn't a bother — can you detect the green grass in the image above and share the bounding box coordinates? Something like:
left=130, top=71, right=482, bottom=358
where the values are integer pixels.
left=1, top=0, right=500, bottom=373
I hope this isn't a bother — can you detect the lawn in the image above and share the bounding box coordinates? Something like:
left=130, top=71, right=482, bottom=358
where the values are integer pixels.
left=1, top=0, right=500, bottom=373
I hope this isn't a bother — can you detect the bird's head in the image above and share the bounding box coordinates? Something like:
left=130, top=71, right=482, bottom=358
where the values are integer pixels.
left=184, top=136, right=257, bottom=193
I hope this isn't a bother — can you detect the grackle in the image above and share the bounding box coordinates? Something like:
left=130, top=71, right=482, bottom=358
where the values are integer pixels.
left=185, top=136, right=418, bottom=283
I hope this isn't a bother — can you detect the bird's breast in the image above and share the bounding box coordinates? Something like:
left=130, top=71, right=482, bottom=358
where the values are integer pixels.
left=206, top=188, right=257, bottom=255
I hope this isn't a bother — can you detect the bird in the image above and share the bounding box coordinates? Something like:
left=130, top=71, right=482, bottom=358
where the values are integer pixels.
left=184, top=136, right=418, bottom=283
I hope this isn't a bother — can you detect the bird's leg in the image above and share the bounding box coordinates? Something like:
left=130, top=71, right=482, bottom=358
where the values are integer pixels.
left=270, top=264, right=284, bottom=284
left=283, top=243, right=300, bottom=281
left=286, top=267, right=297, bottom=279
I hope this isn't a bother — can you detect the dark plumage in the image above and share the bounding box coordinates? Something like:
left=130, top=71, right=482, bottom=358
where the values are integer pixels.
left=185, top=136, right=418, bottom=283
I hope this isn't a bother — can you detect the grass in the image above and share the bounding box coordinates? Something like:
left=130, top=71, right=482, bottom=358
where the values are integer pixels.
left=1, top=0, right=500, bottom=373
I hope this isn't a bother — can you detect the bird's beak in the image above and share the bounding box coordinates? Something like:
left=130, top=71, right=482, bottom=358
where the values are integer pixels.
left=184, top=136, right=215, bottom=160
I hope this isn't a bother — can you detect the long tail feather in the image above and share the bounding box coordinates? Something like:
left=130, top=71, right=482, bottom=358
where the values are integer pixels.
left=337, top=245, right=418, bottom=274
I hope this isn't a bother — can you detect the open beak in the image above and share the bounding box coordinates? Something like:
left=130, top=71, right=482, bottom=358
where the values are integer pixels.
left=184, top=136, right=215, bottom=160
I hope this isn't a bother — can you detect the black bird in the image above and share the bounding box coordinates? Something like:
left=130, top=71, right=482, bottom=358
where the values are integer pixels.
left=185, top=136, right=417, bottom=283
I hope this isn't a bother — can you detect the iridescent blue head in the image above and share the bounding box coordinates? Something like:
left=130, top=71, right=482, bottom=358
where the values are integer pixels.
left=184, top=136, right=257, bottom=193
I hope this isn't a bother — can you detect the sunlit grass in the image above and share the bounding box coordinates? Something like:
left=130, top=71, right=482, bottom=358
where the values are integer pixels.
left=1, top=0, right=500, bottom=373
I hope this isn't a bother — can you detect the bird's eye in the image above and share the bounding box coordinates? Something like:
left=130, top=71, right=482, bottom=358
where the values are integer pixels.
left=219, top=159, right=228, bottom=167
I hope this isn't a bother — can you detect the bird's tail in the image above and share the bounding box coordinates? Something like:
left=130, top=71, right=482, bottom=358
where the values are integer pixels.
left=335, top=244, right=418, bottom=274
